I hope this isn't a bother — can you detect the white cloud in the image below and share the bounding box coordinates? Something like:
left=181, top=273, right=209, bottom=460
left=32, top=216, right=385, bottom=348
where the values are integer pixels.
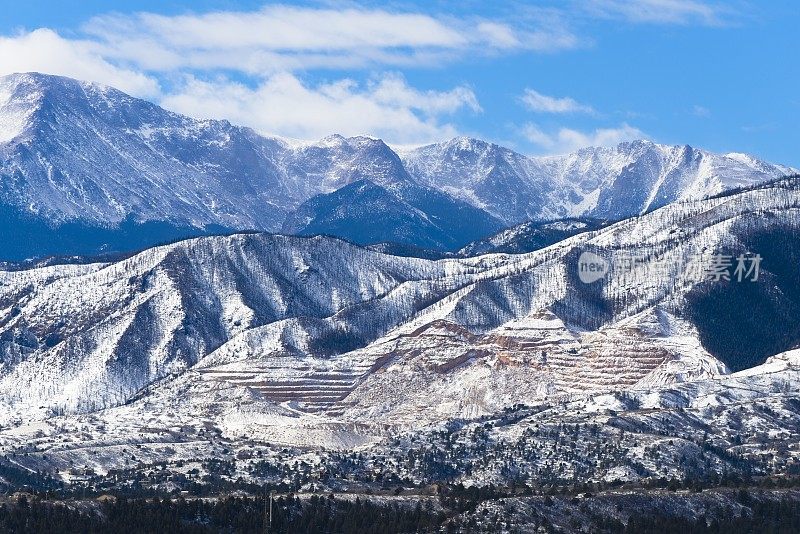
left=160, top=73, right=480, bottom=145
left=0, top=6, right=590, bottom=146
left=583, top=0, right=735, bottom=26
left=0, top=28, right=159, bottom=97
left=0, top=20, right=487, bottom=145
left=82, top=6, right=581, bottom=73
left=521, top=88, right=595, bottom=114
left=522, top=122, right=646, bottom=153
left=476, top=22, right=522, bottom=48
left=693, top=105, right=711, bottom=117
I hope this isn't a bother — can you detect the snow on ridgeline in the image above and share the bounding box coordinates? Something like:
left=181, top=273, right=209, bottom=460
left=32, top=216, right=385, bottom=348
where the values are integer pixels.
left=0, top=72, right=795, bottom=257
left=1, top=177, right=800, bottom=427
left=399, top=137, right=797, bottom=225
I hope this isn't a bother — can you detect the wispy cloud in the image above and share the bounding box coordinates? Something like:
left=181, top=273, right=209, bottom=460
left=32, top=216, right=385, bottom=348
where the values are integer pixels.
left=521, top=88, right=595, bottom=114
left=161, top=73, right=480, bottom=145
left=0, top=3, right=738, bottom=148
left=0, top=5, right=585, bottom=145
left=582, top=0, right=738, bottom=26
left=81, top=5, right=581, bottom=73
left=518, top=86, right=643, bottom=153
left=692, top=105, right=711, bottom=117
left=522, top=122, right=646, bottom=154
left=0, top=28, right=159, bottom=97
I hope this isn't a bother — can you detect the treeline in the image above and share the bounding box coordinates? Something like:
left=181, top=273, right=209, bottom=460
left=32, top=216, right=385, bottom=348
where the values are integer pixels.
left=0, top=494, right=444, bottom=534
left=4, top=483, right=800, bottom=532
left=621, top=490, right=800, bottom=533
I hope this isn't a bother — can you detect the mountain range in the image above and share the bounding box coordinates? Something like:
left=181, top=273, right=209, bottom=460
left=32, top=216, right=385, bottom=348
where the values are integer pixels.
left=1, top=72, right=800, bottom=506
left=2, top=175, right=799, bottom=429
left=0, top=72, right=794, bottom=260
left=0, top=173, right=799, bottom=501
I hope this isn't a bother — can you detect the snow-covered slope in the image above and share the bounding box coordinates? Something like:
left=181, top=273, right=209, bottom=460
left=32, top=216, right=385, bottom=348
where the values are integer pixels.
left=193, top=176, right=800, bottom=426
left=0, top=73, right=293, bottom=229
left=2, top=177, right=800, bottom=429
left=0, top=74, right=499, bottom=258
left=0, top=74, right=442, bottom=232
left=0, top=232, right=497, bottom=424
left=282, top=179, right=503, bottom=250
left=458, top=217, right=606, bottom=256
left=399, top=137, right=797, bottom=225
left=0, top=73, right=795, bottom=260
left=3, top=343, right=799, bottom=491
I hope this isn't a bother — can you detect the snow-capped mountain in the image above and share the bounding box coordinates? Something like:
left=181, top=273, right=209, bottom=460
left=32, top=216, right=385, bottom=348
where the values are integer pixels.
left=0, top=72, right=292, bottom=229
left=2, top=177, right=799, bottom=430
left=0, top=175, right=799, bottom=501
left=282, top=179, right=503, bottom=250
left=399, top=137, right=797, bottom=224
left=0, top=73, right=495, bottom=258
left=0, top=72, right=795, bottom=260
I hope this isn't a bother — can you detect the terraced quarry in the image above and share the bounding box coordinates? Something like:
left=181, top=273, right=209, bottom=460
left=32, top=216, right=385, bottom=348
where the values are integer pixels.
left=198, top=360, right=374, bottom=414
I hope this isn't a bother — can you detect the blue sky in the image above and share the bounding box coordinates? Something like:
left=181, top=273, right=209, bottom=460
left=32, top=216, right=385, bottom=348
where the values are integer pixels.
left=0, top=1, right=797, bottom=165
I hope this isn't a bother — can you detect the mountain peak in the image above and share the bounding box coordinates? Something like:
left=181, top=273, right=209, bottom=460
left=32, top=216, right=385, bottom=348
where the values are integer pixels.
left=0, top=71, right=68, bottom=89
left=0, top=72, right=795, bottom=260
left=400, top=134, right=794, bottom=225
left=615, top=138, right=655, bottom=149
left=0, top=71, right=123, bottom=105
left=0, top=70, right=176, bottom=147
left=444, top=135, right=501, bottom=153
left=317, top=133, right=349, bottom=147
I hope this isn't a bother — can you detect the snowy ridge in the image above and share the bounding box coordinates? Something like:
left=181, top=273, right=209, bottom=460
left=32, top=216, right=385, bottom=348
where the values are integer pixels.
left=400, top=137, right=796, bottom=225
left=0, top=180, right=799, bottom=490
left=1, top=178, right=799, bottom=431
left=0, top=232, right=494, bottom=424
left=458, top=217, right=605, bottom=256
left=0, top=73, right=795, bottom=260
left=0, top=73, right=436, bottom=233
